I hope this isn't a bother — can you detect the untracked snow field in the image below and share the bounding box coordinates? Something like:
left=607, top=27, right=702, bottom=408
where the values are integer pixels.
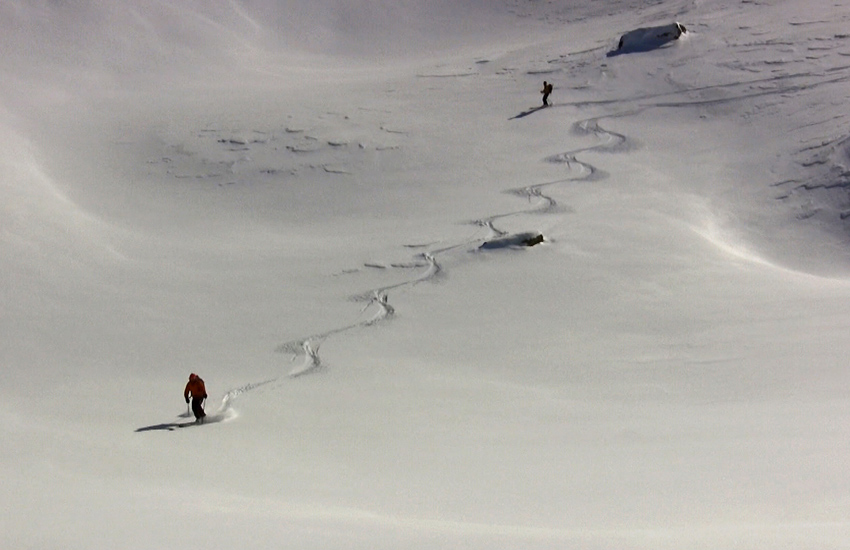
left=2, top=0, right=850, bottom=548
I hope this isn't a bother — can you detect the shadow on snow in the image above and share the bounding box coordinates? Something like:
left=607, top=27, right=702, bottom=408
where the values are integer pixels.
left=510, top=105, right=549, bottom=120
left=135, top=411, right=227, bottom=432
left=135, top=421, right=197, bottom=432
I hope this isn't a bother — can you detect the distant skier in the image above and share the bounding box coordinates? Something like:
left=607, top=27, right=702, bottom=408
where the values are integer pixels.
left=541, top=81, right=553, bottom=106
left=184, top=373, right=207, bottom=423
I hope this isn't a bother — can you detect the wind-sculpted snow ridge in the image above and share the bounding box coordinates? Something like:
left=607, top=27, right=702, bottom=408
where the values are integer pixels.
left=146, top=114, right=402, bottom=187
left=776, top=131, right=850, bottom=222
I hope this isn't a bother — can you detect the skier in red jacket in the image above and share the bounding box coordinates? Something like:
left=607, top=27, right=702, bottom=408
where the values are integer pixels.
left=184, top=373, right=207, bottom=423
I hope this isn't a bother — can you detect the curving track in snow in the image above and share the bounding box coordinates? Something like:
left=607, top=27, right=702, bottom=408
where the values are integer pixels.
left=207, top=97, right=637, bottom=418
left=212, top=111, right=635, bottom=417
left=266, top=115, right=633, bottom=381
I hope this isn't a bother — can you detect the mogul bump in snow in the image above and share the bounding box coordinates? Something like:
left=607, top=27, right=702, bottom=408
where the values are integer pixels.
left=183, top=373, right=207, bottom=423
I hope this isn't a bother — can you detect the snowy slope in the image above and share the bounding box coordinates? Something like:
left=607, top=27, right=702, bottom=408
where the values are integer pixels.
left=2, top=0, right=850, bottom=548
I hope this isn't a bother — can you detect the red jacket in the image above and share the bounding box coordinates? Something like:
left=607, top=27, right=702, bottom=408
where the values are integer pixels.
left=184, top=377, right=207, bottom=401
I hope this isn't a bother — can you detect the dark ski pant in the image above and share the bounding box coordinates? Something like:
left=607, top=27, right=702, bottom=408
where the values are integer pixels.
left=542, top=93, right=550, bottom=106
left=191, top=397, right=206, bottom=420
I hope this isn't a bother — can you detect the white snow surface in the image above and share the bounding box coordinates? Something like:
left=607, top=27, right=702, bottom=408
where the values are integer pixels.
left=3, top=0, right=850, bottom=548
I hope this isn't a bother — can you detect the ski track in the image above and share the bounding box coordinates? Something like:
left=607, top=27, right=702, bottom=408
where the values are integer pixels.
left=167, top=1, right=850, bottom=418
left=213, top=107, right=635, bottom=417
left=215, top=47, right=850, bottom=415
left=272, top=117, right=626, bottom=377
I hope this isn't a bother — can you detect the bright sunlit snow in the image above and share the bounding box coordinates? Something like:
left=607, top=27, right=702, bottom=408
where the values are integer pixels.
left=2, top=0, right=850, bottom=548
